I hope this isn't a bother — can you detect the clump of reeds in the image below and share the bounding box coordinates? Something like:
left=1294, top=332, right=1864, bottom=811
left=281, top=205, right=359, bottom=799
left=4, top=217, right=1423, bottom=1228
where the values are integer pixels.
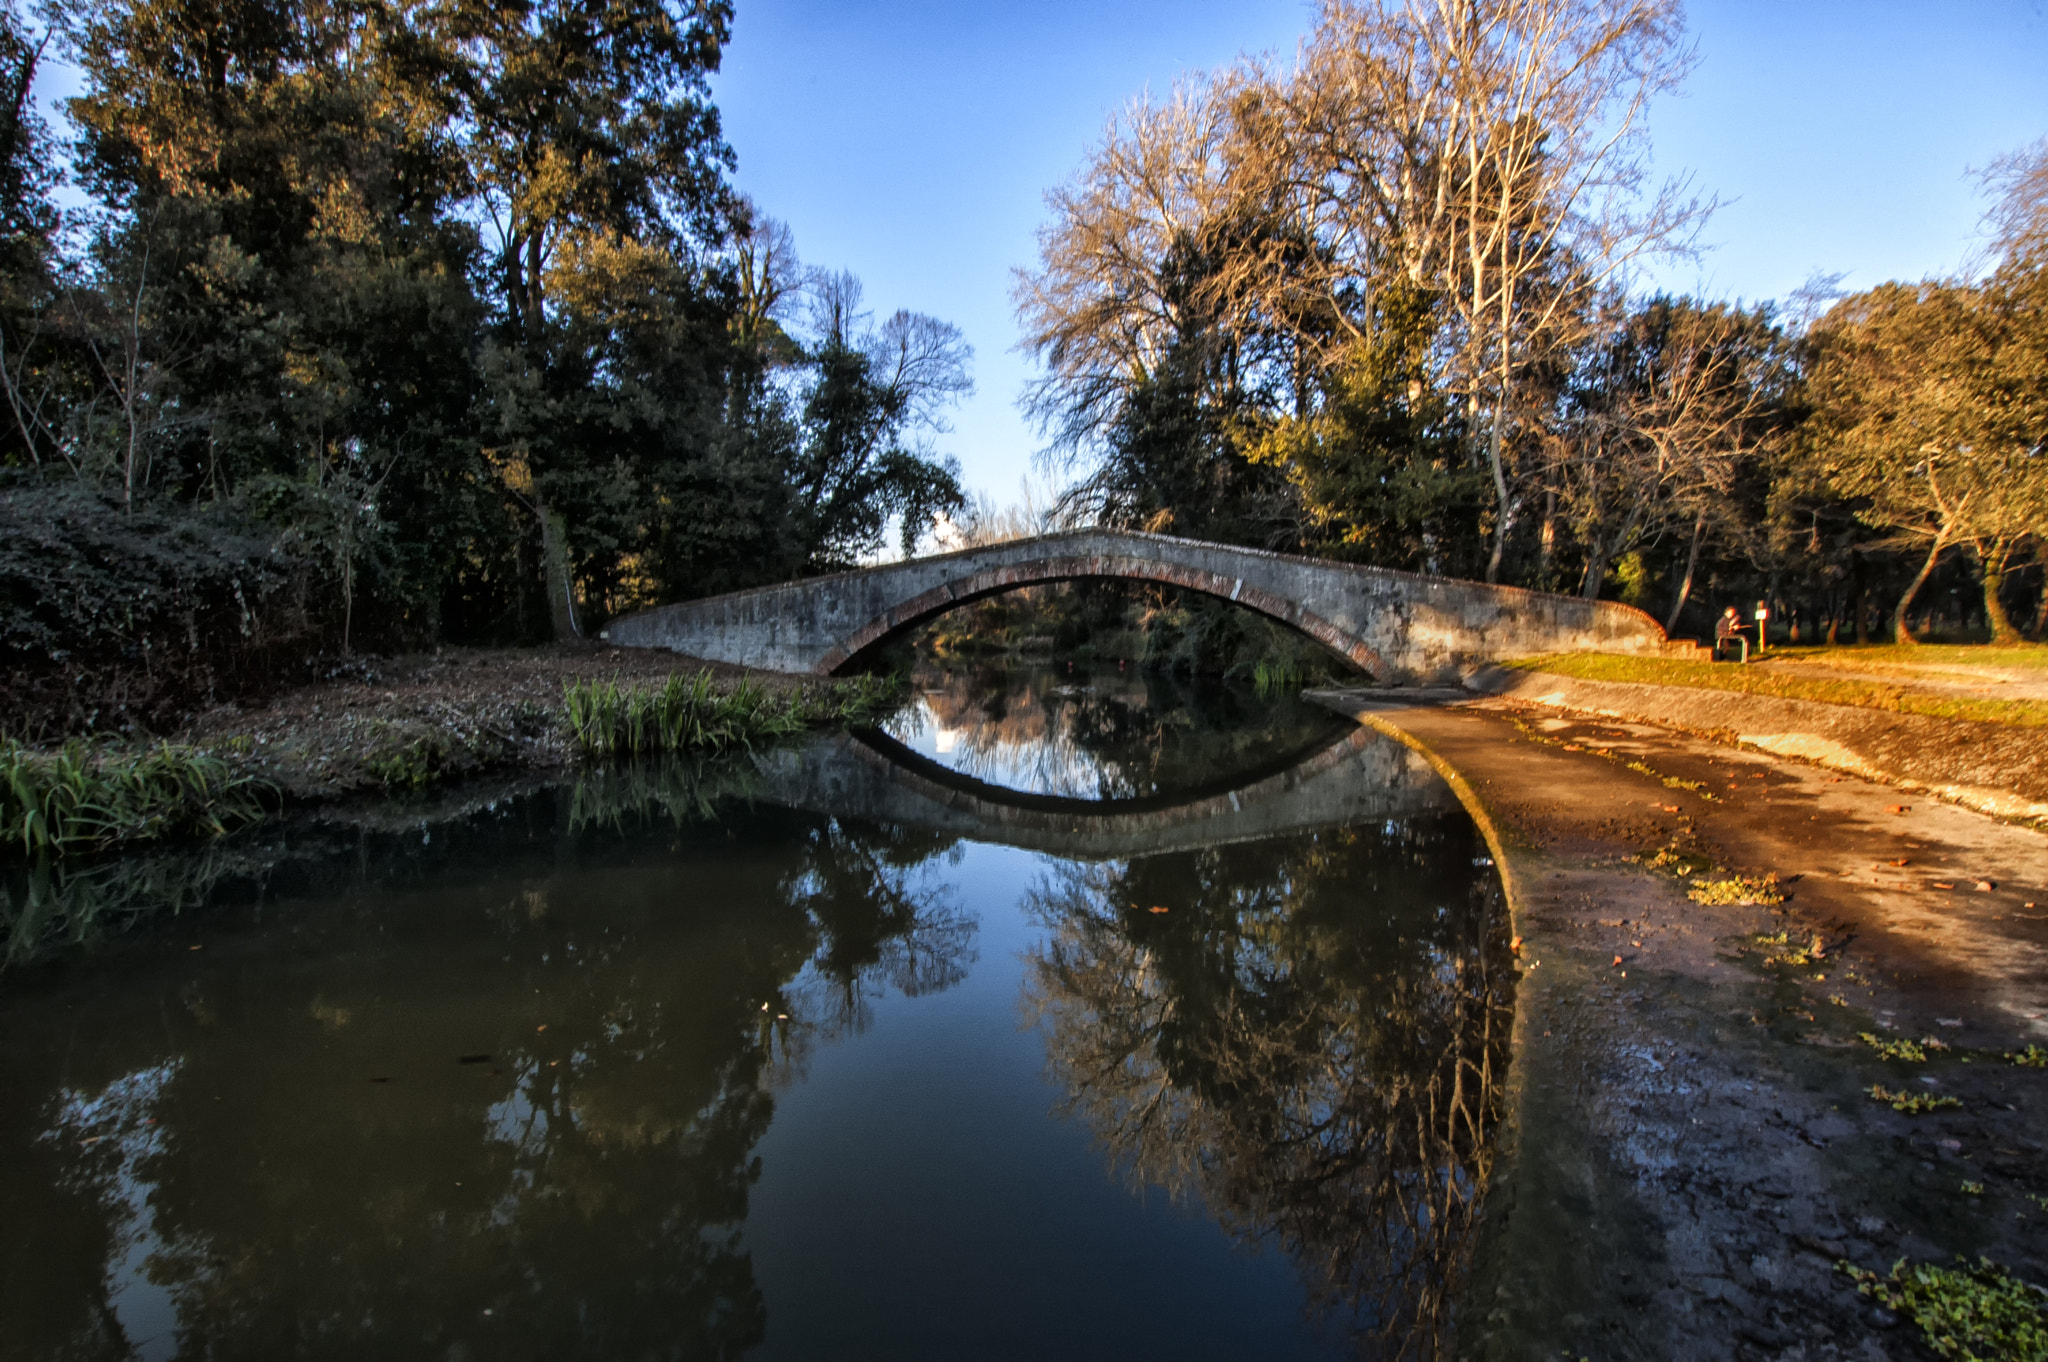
left=1251, top=656, right=1305, bottom=698
left=560, top=671, right=900, bottom=757
left=1, top=741, right=270, bottom=858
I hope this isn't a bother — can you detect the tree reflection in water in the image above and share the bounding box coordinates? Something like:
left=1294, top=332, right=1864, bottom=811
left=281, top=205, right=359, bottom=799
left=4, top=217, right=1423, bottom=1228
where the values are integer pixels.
left=0, top=764, right=974, bottom=1360
left=1026, top=818, right=1512, bottom=1358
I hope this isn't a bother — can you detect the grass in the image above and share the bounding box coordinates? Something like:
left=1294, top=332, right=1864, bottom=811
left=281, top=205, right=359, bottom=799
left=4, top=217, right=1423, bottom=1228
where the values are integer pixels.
left=1839, top=1257, right=2047, bottom=1361
left=561, top=671, right=901, bottom=757
left=1791, top=643, right=2048, bottom=673
left=1, top=741, right=269, bottom=858
left=1507, top=652, right=2048, bottom=728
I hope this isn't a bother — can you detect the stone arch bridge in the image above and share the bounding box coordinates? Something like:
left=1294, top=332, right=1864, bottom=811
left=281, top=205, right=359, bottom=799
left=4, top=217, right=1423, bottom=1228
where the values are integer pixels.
left=602, top=529, right=1687, bottom=682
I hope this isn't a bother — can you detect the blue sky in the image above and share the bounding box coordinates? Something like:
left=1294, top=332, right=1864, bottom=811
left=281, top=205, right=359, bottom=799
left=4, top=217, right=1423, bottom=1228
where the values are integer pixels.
left=713, top=0, right=2048, bottom=505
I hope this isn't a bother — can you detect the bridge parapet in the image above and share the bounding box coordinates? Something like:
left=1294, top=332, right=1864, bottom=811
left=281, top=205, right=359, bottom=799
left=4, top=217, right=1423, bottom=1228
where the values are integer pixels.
left=602, top=529, right=1676, bottom=682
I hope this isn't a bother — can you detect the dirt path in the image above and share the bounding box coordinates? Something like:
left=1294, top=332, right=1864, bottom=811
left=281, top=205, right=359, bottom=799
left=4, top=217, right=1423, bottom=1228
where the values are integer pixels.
left=1311, top=690, right=2048, bottom=1361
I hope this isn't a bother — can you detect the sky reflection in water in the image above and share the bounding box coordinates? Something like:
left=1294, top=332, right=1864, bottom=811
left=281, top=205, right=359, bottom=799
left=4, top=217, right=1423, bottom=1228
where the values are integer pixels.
left=0, top=663, right=1510, bottom=1360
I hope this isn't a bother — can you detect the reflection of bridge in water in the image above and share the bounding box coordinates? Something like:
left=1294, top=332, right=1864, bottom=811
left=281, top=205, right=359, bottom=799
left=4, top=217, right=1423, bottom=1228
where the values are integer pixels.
left=746, top=721, right=1456, bottom=861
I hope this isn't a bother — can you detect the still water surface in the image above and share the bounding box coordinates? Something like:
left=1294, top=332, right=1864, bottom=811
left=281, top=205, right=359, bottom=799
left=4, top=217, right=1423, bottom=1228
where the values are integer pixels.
left=0, top=664, right=1512, bottom=1360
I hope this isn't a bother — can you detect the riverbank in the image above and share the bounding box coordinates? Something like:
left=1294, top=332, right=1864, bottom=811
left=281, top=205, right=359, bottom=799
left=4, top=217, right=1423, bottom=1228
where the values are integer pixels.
left=171, top=644, right=848, bottom=801
left=1469, top=663, right=2048, bottom=825
left=1309, top=688, right=2048, bottom=1360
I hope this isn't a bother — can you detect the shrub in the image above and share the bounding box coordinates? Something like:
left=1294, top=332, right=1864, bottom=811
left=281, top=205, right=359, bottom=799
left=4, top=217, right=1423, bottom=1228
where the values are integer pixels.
left=0, top=480, right=319, bottom=736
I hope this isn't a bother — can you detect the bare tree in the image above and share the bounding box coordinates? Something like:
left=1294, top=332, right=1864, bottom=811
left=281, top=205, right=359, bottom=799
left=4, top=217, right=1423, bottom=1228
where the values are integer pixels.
left=1549, top=297, right=1782, bottom=612
left=1971, top=137, right=2048, bottom=273
left=1014, top=0, right=1710, bottom=580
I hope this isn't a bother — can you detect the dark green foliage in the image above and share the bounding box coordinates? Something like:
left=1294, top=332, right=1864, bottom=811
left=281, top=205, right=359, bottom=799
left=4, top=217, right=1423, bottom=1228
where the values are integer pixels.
left=0, top=481, right=317, bottom=734
left=0, top=0, right=972, bottom=730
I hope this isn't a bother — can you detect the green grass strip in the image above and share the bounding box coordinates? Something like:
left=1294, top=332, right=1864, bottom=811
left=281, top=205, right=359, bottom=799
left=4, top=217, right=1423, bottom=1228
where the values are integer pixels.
left=1506, top=653, right=2048, bottom=728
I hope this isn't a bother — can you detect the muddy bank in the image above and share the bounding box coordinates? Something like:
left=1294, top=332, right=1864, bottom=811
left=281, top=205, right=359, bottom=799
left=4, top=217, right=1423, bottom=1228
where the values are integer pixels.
left=1310, top=689, right=2048, bottom=1361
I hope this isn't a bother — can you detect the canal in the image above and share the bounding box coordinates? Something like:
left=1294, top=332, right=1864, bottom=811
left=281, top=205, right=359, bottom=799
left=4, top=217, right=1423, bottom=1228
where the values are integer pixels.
left=0, top=661, right=1514, bottom=1360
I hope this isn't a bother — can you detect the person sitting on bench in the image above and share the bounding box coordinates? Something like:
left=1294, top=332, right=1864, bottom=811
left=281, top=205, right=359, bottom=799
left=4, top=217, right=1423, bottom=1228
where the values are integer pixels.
left=1714, top=606, right=1749, bottom=663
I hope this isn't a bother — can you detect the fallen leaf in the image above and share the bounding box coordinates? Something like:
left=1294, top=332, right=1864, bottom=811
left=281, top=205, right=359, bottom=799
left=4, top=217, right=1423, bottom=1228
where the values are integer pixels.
left=1889, top=858, right=1910, bottom=867
left=536, top=1024, right=547, bottom=1032
left=1975, top=881, right=1995, bottom=891
left=1933, top=882, right=1955, bottom=890
left=1613, top=955, right=1624, bottom=967
left=1509, top=935, right=1523, bottom=955
left=1888, top=805, right=1911, bottom=814
left=1148, top=906, right=1170, bottom=914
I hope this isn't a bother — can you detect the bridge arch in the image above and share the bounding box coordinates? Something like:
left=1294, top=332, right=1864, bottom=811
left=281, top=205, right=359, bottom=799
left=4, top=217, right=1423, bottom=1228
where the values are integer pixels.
left=600, top=530, right=1679, bottom=683
left=816, top=551, right=1388, bottom=678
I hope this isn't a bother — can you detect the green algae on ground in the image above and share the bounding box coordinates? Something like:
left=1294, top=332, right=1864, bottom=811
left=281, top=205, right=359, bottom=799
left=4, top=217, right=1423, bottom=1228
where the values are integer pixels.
left=1839, top=1257, right=2048, bottom=1361
left=1689, top=874, right=1785, bottom=906
left=1859, top=1032, right=1927, bottom=1063
left=1867, top=1084, right=1961, bottom=1114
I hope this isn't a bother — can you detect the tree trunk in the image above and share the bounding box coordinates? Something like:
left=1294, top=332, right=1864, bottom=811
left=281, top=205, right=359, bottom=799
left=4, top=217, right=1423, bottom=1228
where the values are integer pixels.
left=1665, top=512, right=1704, bottom=632
left=1891, top=536, right=1947, bottom=646
left=1580, top=533, right=1609, bottom=600
left=1484, top=400, right=1511, bottom=584
left=536, top=494, right=580, bottom=642
left=1982, top=558, right=2021, bottom=644
left=1853, top=559, right=1868, bottom=645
